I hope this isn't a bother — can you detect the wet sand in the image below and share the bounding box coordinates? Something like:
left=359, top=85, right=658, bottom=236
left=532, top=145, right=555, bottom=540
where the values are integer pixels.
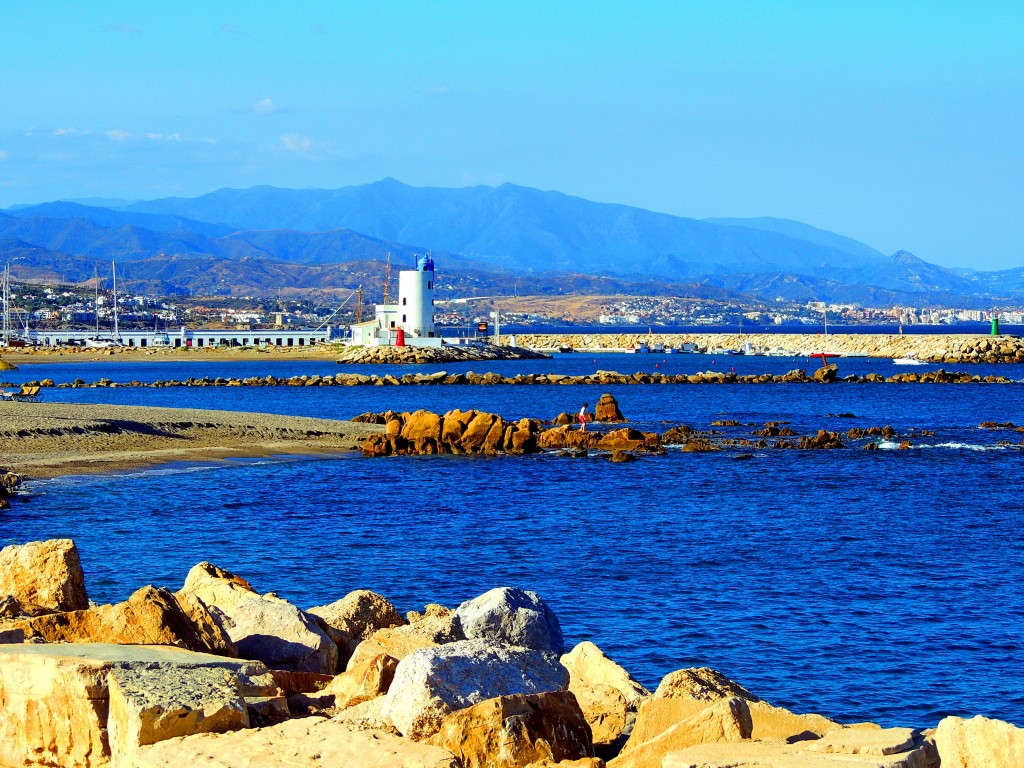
left=0, top=402, right=382, bottom=478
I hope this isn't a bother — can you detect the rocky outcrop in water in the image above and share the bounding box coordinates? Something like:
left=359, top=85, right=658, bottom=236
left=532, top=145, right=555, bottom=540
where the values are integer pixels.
left=0, top=537, right=1019, bottom=767
left=361, top=409, right=543, bottom=457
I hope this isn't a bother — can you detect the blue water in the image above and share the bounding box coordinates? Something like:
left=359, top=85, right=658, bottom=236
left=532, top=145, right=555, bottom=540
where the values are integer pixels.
left=3, top=355, right=1024, bottom=729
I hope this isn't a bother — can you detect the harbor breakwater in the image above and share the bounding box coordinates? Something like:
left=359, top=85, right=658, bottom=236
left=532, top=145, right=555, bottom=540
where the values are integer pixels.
left=509, top=332, right=1024, bottom=363
left=9, top=367, right=1020, bottom=391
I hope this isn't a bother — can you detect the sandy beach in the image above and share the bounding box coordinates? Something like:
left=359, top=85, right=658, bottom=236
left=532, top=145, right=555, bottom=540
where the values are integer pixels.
left=0, top=402, right=383, bottom=478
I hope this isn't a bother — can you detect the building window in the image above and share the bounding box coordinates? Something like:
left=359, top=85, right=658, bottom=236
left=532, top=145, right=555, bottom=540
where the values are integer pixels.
left=428, top=281, right=432, bottom=290
left=390, top=321, right=395, bottom=328
left=402, top=314, right=407, bottom=322
left=402, top=297, right=407, bottom=305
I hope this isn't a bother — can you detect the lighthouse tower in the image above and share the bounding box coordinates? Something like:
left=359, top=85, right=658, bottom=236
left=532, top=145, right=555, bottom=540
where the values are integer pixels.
left=397, top=255, right=436, bottom=339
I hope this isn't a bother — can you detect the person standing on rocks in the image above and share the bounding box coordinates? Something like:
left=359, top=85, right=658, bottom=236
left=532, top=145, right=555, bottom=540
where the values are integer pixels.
left=578, top=403, right=589, bottom=431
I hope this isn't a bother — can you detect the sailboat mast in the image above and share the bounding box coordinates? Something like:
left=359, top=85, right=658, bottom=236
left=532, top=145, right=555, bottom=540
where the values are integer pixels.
left=2, top=265, right=9, bottom=344
left=94, top=266, right=100, bottom=336
left=112, top=261, right=120, bottom=340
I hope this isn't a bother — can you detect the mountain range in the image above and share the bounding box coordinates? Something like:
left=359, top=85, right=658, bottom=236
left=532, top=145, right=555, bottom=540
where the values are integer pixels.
left=1, top=179, right=1019, bottom=305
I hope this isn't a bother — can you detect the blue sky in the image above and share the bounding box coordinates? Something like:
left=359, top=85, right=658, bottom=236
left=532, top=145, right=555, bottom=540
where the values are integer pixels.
left=1, top=1, right=1021, bottom=269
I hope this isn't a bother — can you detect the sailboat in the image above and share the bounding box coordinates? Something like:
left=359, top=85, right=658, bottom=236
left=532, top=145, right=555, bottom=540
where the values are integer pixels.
left=84, top=262, right=124, bottom=349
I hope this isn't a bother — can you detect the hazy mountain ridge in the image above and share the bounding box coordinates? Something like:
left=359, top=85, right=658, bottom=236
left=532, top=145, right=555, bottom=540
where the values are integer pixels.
left=0, top=180, right=1015, bottom=304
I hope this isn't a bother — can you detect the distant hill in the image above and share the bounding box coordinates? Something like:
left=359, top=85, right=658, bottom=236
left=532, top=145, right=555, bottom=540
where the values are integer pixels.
left=0, top=179, right=1015, bottom=304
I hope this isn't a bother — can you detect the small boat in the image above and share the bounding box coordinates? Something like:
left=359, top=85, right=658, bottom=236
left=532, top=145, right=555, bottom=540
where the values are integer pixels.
left=625, top=344, right=650, bottom=354
left=893, top=356, right=927, bottom=366
left=724, top=348, right=744, bottom=356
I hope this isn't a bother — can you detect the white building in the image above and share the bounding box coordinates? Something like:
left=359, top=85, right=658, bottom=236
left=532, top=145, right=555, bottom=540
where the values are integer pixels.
left=350, top=255, right=442, bottom=347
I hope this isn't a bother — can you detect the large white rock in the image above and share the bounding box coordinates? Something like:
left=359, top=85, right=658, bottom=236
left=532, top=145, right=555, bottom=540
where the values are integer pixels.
left=382, top=639, right=570, bottom=740
left=933, top=714, right=1024, bottom=768
left=0, top=538, right=89, bottom=612
left=178, top=562, right=337, bottom=674
left=129, top=717, right=460, bottom=768
left=0, top=643, right=278, bottom=768
left=456, top=587, right=564, bottom=654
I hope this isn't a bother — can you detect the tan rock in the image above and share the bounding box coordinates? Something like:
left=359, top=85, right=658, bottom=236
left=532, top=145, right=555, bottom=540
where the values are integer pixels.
left=107, top=664, right=252, bottom=768
left=0, top=643, right=277, bottom=768
left=626, top=666, right=842, bottom=748
left=594, top=393, right=625, bottom=422
left=16, top=585, right=237, bottom=654
left=803, top=726, right=916, bottom=755
left=321, top=652, right=398, bottom=708
left=608, top=697, right=752, bottom=768
left=347, top=608, right=464, bottom=669
left=178, top=561, right=337, bottom=673
left=933, top=714, right=1024, bottom=768
left=129, top=717, right=460, bottom=768
left=560, top=642, right=649, bottom=746
left=625, top=667, right=757, bottom=748
left=332, top=693, right=401, bottom=735
left=662, top=734, right=935, bottom=768
left=525, top=760, right=606, bottom=768
left=426, top=691, right=594, bottom=768
left=0, top=538, right=89, bottom=612
left=561, top=641, right=649, bottom=708
left=308, top=589, right=406, bottom=666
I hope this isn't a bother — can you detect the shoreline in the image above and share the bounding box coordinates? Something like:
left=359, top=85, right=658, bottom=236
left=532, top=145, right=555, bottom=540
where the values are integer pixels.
left=2, top=331, right=1023, bottom=366
left=0, top=402, right=382, bottom=479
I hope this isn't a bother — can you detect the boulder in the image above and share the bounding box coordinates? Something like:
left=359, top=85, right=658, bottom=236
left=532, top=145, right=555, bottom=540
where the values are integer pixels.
left=0, top=538, right=89, bottom=612
left=11, top=585, right=238, bottom=655
left=933, top=714, right=1024, bottom=767
left=595, top=393, right=625, bottom=422
left=107, top=664, right=257, bottom=767
left=561, top=642, right=649, bottom=746
left=0, top=643, right=279, bottom=768
left=308, top=589, right=406, bottom=667
left=525, top=761, right=605, bottom=768
left=607, top=697, right=752, bottom=768
left=347, top=608, right=465, bottom=669
left=382, top=639, right=570, bottom=740
left=178, top=562, right=337, bottom=674
left=662, top=731, right=936, bottom=768
left=427, top=691, right=595, bottom=768
left=129, top=718, right=460, bottom=768
left=456, top=587, right=564, bottom=654
left=319, top=652, right=399, bottom=709
left=625, top=667, right=843, bottom=747
left=332, top=694, right=401, bottom=735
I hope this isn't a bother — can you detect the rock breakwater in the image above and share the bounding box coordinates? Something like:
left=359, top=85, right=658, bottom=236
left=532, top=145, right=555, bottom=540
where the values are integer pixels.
left=337, top=343, right=550, bottom=364
left=2, top=537, right=1020, bottom=767
left=514, top=332, right=1024, bottom=364
left=11, top=367, right=1020, bottom=393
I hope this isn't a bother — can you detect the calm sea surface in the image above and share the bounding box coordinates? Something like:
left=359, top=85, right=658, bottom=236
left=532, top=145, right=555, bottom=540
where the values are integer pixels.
left=3, top=352, right=1023, bottom=729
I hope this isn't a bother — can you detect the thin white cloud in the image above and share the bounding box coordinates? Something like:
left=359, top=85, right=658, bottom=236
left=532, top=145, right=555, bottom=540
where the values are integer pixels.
left=145, top=132, right=162, bottom=140
left=251, top=98, right=282, bottom=115
left=426, top=85, right=451, bottom=96
left=54, top=127, right=87, bottom=136
left=106, top=129, right=131, bottom=142
left=280, top=133, right=315, bottom=153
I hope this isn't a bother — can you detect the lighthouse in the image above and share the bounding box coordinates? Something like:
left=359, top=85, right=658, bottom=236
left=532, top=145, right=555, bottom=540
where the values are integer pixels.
left=350, top=254, right=440, bottom=347
left=397, top=255, right=436, bottom=339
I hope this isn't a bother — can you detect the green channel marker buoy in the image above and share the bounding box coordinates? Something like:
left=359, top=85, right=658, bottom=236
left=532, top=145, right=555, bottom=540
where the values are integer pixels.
left=991, top=314, right=1000, bottom=335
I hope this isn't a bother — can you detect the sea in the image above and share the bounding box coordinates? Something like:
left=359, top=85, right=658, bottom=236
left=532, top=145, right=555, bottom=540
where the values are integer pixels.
left=2, top=350, right=1023, bottom=730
